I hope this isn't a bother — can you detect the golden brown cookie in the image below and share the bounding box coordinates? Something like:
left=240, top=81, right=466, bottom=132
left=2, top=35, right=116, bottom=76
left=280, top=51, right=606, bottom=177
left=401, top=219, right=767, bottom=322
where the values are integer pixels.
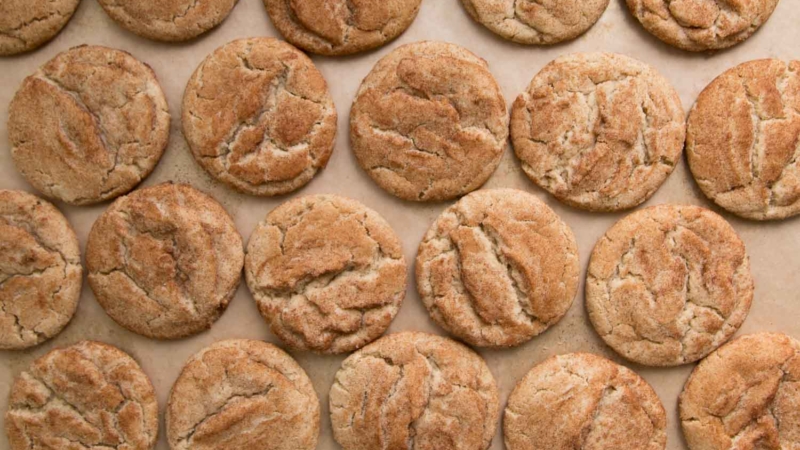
left=245, top=194, right=406, bottom=354
left=680, top=332, right=800, bottom=450
left=416, top=188, right=580, bottom=348
left=351, top=41, right=508, bottom=202
left=0, top=0, right=80, bottom=56
left=262, top=0, right=422, bottom=56
left=0, top=190, right=82, bottom=350
left=504, top=353, right=667, bottom=450
left=8, top=45, right=170, bottom=205
left=86, top=183, right=244, bottom=340
left=586, top=205, right=753, bottom=367
left=687, top=59, right=800, bottom=220
left=167, top=339, right=319, bottom=450
left=330, top=331, right=499, bottom=450
left=510, top=52, right=685, bottom=212
left=98, top=0, right=238, bottom=42
left=5, top=341, right=159, bottom=450
left=182, top=38, right=337, bottom=196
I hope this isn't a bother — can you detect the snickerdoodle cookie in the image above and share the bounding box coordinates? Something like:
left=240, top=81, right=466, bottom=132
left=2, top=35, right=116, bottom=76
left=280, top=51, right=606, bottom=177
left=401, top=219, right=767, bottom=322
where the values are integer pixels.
left=182, top=38, right=337, bottom=196
left=330, top=332, right=499, bottom=450
left=86, top=183, right=244, bottom=340
left=0, top=0, right=80, bottom=55
left=98, top=0, right=238, bottom=41
left=504, top=353, right=667, bottom=450
left=511, top=52, right=685, bottom=212
left=245, top=195, right=406, bottom=354
left=416, top=189, right=579, bottom=348
left=8, top=45, right=170, bottom=205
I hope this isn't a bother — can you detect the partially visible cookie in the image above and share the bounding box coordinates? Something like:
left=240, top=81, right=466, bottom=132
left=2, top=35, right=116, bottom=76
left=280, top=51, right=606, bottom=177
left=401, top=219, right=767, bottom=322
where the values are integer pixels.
left=86, top=183, right=244, bottom=340
left=416, top=189, right=580, bottom=348
left=511, top=52, right=685, bottom=211
left=330, top=332, right=499, bottom=450
left=263, top=0, right=422, bottom=56
left=0, top=0, right=80, bottom=56
left=0, top=190, right=82, bottom=350
left=245, top=194, right=406, bottom=354
left=504, top=353, right=667, bottom=450
left=183, top=38, right=337, bottom=196
left=687, top=59, right=800, bottom=220
left=167, top=339, right=319, bottom=450
left=8, top=45, right=170, bottom=205
left=5, top=341, right=159, bottom=450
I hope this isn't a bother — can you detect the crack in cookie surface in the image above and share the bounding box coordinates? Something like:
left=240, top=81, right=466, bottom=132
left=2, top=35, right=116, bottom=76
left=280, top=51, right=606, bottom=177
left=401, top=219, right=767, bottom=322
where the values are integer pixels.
left=0, top=0, right=80, bottom=55
left=98, top=0, right=238, bottom=41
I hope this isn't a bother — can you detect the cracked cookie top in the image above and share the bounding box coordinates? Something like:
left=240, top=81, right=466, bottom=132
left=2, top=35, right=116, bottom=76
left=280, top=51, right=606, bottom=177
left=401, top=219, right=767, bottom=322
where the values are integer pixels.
left=0, top=0, right=80, bottom=56
left=351, top=41, right=509, bottom=202
left=460, top=0, right=610, bottom=45
left=680, top=332, right=800, bottom=450
left=626, top=0, right=779, bottom=52
left=511, top=52, right=685, bottom=212
left=416, top=189, right=579, bottom=348
left=587, top=205, right=753, bottom=366
left=245, top=194, right=407, bottom=354
left=4, top=340, right=159, bottom=450
left=330, top=331, right=499, bottom=450
left=8, top=45, right=170, bottom=205
left=263, top=0, right=421, bottom=56
left=687, top=59, right=800, bottom=220
left=0, top=190, right=82, bottom=350
left=167, top=339, right=319, bottom=450
left=182, top=38, right=337, bottom=197
left=86, top=183, right=244, bottom=340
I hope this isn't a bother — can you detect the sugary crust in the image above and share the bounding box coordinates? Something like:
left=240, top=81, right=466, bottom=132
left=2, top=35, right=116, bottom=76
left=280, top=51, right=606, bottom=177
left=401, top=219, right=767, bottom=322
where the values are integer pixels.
left=504, top=353, right=667, bottom=450
left=351, top=41, right=508, bottom=202
left=330, top=331, right=500, bottom=450
left=8, top=45, right=170, bottom=205
left=182, top=38, right=337, bottom=196
left=166, top=339, right=320, bottom=450
left=686, top=59, right=800, bottom=220
left=98, top=0, right=238, bottom=42
left=586, top=205, right=753, bottom=366
left=86, top=183, right=244, bottom=340
left=415, top=189, right=579, bottom=348
left=510, top=52, right=685, bottom=212
left=0, top=0, right=80, bottom=56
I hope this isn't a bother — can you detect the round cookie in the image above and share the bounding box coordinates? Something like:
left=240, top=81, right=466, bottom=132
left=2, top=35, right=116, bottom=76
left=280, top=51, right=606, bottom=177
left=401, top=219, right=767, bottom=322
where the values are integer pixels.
left=510, top=52, right=685, bottom=212
left=98, top=0, right=238, bottom=42
left=245, top=194, right=406, bottom=354
left=86, top=183, right=244, bottom=340
left=626, top=0, right=779, bottom=52
left=263, top=0, right=421, bottom=56
left=167, top=339, right=319, bottom=450
left=460, top=0, right=610, bottom=45
left=8, top=45, right=170, bottom=205
left=586, top=205, right=753, bottom=367
left=351, top=41, right=508, bottom=202
left=0, top=190, right=82, bottom=350
left=416, top=188, right=580, bottom=348
left=182, top=38, right=337, bottom=197
left=687, top=59, right=800, bottom=220
left=330, top=332, right=499, bottom=450
left=0, top=0, right=80, bottom=56
left=5, top=341, right=159, bottom=450
left=680, top=332, right=800, bottom=450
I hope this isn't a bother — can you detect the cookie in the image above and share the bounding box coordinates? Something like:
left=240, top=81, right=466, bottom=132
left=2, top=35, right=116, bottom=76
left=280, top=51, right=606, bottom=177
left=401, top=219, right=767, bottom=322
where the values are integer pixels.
left=351, top=41, right=508, bottom=202
left=330, top=331, right=499, bottom=450
left=8, top=45, right=170, bottom=205
left=0, top=0, right=80, bottom=56
left=263, top=0, right=421, bottom=56
left=5, top=341, right=159, bottom=450
left=245, top=195, right=406, bottom=354
left=0, top=190, right=82, bottom=350
left=98, top=0, right=238, bottom=42
left=416, top=188, right=580, bottom=348
left=167, top=339, right=319, bottom=450
left=586, top=205, right=754, bottom=366
left=182, top=38, right=337, bottom=197
left=460, top=0, right=610, bottom=45
left=86, top=183, right=244, bottom=340
left=680, top=332, right=800, bottom=450
left=510, top=52, right=685, bottom=212
left=626, top=0, right=779, bottom=52
left=687, top=59, right=800, bottom=220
